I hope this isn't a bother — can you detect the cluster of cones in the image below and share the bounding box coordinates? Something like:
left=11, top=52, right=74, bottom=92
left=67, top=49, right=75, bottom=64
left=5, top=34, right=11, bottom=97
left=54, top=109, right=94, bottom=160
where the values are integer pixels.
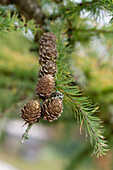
left=21, top=32, right=63, bottom=124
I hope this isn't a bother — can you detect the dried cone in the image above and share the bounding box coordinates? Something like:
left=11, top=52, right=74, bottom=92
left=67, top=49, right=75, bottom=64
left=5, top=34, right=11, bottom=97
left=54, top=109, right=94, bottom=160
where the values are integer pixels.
left=38, top=61, right=57, bottom=78
left=41, top=98, right=63, bottom=122
left=40, top=32, right=56, bottom=43
left=36, top=74, right=55, bottom=98
left=21, top=100, right=41, bottom=123
left=39, top=32, right=58, bottom=64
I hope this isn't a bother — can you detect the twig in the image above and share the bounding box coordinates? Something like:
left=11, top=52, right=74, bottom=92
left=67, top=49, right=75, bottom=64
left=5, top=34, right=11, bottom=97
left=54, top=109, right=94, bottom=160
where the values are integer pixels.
left=20, top=123, right=33, bottom=144
left=75, top=28, right=113, bottom=34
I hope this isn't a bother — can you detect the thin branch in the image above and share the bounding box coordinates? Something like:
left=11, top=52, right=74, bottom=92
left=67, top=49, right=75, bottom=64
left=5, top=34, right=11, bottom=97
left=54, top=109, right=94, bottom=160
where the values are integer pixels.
left=75, top=28, right=113, bottom=34
left=20, top=123, right=33, bottom=144
left=49, top=1, right=97, bottom=20
left=79, top=0, right=97, bottom=7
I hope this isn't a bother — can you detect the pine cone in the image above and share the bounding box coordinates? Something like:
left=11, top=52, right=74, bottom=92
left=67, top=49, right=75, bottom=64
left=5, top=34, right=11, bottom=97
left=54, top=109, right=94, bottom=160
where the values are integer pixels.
left=39, top=32, right=58, bottom=64
left=39, top=32, right=56, bottom=44
left=36, top=74, right=55, bottom=98
left=21, top=100, right=41, bottom=123
left=38, top=61, right=57, bottom=78
left=41, top=98, right=63, bottom=122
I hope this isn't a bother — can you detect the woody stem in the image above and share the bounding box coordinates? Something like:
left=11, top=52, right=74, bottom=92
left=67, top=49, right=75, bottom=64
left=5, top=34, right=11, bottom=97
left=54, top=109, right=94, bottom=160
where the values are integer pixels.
left=20, top=123, right=33, bottom=144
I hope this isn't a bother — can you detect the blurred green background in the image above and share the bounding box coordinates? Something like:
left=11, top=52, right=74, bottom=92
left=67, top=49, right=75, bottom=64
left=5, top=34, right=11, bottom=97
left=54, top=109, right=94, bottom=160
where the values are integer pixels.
left=0, top=1, right=113, bottom=169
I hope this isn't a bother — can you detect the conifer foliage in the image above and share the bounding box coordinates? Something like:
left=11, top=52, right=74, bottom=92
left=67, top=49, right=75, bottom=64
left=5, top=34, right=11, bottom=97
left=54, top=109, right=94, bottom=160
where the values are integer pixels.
left=54, top=26, right=109, bottom=157
left=20, top=29, right=108, bottom=157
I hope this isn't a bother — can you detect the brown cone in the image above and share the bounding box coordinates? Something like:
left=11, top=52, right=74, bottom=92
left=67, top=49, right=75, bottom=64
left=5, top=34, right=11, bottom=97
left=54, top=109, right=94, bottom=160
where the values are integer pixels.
left=39, top=32, right=56, bottom=44
left=38, top=61, right=57, bottom=78
left=21, top=100, right=41, bottom=123
left=41, top=98, right=63, bottom=122
left=39, top=32, right=58, bottom=64
left=36, top=74, right=55, bottom=98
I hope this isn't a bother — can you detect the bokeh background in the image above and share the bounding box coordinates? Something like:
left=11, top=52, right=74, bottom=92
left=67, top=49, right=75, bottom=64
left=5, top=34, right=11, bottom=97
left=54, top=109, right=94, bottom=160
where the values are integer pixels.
left=0, top=0, right=113, bottom=170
